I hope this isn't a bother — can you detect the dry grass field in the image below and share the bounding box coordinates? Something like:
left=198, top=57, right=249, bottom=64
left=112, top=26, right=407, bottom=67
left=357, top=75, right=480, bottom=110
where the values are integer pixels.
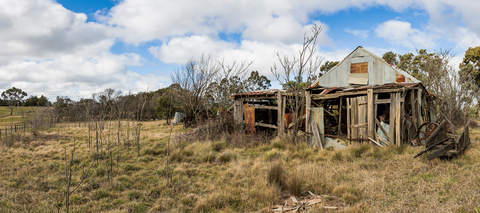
left=0, top=117, right=479, bottom=212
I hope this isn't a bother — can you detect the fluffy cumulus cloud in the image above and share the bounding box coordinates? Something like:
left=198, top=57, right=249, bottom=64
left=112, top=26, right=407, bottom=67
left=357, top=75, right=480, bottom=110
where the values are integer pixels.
left=0, top=0, right=167, bottom=99
left=375, top=20, right=436, bottom=49
left=6, top=0, right=480, bottom=99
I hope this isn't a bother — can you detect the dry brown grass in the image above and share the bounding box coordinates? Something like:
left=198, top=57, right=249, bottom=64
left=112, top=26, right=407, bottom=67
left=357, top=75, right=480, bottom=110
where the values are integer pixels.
left=0, top=119, right=478, bottom=212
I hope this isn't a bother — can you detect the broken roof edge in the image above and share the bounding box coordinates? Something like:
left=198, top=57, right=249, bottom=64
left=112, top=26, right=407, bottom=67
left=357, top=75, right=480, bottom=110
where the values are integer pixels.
left=309, top=82, right=437, bottom=98
left=230, top=89, right=285, bottom=99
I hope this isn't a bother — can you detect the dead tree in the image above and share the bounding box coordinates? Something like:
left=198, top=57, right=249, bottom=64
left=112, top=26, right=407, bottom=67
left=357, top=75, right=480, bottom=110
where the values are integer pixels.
left=64, top=138, right=94, bottom=213
left=134, top=91, right=149, bottom=156
left=271, top=24, right=324, bottom=141
left=171, top=55, right=219, bottom=127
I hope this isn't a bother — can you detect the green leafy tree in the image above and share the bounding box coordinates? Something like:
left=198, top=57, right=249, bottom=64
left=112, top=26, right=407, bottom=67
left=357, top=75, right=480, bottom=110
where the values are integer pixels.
left=37, top=95, right=49, bottom=107
left=244, top=71, right=271, bottom=91
left=155, top=87, right=176, bottom=124
left=381, top=49, right=444, bottom=87
left=319, top=61, right=339, bottom=77
left=459, top=46, right=480, bottom=89
left=25, top=95, right=39, bottom=106
left=1, top=87, right=27, bottom=115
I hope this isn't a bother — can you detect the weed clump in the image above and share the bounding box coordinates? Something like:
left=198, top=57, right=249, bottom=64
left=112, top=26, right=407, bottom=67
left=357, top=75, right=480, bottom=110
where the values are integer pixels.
left=123, top=164, right=141, bottom=172
left=267, top=161, right=285, bottom=189
left=350, top=145, right=370, bottom=158
left=330, top=151, right=343, bottom=162
left=288, top=168, right=302, bottom=196
left=264, top=149, right=281, bottom=161
left=270, top=138, right=286, bottom=150
left=217, top=151, right=234, bottom=164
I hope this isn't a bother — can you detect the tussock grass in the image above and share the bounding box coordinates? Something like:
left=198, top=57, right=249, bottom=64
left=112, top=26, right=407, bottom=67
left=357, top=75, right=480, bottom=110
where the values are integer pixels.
left=0, top=119, right=479, bottom=212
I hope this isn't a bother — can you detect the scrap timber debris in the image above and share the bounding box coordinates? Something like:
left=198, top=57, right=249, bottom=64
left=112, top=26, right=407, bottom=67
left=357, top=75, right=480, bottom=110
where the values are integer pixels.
left=271, top=191, right=340, bottom=212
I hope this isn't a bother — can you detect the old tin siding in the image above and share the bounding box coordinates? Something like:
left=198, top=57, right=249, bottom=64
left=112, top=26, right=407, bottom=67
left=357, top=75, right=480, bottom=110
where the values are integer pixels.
left=316, top=48, right=420, bottom=87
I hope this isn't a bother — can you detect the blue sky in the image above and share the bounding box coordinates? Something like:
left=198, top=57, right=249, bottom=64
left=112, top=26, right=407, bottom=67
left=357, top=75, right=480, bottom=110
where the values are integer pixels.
left=1, top=0, right=479, bottom=99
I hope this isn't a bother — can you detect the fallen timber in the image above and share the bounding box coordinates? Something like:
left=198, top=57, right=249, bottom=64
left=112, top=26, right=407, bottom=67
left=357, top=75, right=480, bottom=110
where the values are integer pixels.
left=414, top=121, right=471, bottom=160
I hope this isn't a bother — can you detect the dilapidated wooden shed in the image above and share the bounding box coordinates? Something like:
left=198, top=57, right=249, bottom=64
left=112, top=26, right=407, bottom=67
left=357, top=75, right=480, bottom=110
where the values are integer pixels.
left=232, top=47, right=469, bottom=157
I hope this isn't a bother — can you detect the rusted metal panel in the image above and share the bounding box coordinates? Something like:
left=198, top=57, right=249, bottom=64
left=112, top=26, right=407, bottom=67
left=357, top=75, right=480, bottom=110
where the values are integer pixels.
left=243, top=103, right=255, bottom=134
left=396, top=72, right=406, bottom=83
left=350, top=62, right=368, bottom=73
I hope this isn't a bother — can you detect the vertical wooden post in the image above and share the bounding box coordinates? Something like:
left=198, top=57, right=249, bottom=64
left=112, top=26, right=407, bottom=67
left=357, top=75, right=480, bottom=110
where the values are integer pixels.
left=374, top=94, right=378, bottom=141
left=367, top=89, right=374, bottom=140
left=411, top=89, right=417, bottom=130
left=305, top=91, right=311, bottom=143
left=389, top=93, right=396, bottom=145
left=277, top=92, right=284, bottom=136
left=417, top=89, right=422, bottom=128
left=282, top=96, right=286, bottom=131
left=395, top=93, right=401, bottom=146
left=347, top=98, right=351, bottom=145
left=338, top=97, right=343, bottom=136
left=351, top=97, right=357, bottom=144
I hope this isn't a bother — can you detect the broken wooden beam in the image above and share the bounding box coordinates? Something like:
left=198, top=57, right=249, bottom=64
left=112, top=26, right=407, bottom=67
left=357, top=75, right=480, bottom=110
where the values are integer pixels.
left=254, top=122, right=278, bottom=129
left=428, top=141, right=455, bottom=160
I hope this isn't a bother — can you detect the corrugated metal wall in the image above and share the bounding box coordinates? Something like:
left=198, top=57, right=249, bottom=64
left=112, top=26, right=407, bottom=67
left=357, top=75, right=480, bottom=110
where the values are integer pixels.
left=316, top=48, right=420, bottom=87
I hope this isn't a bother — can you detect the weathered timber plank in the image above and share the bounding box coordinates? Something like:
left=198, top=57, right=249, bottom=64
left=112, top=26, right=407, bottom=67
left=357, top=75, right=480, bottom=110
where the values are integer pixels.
left=389, top=94, right=395, bottom=145
left=338, top=97, right=343, bottom=135
left=347, top=98, right=351, bottom=145
left=352, top=123, right=368, bottom=128
left=425, top=121, right=446, bottom=147
left=367, top=89, right=374, bottom=139
left=375, top=98, right=404, bottom=104
left=277, top=92, right=284, bottom=136
left=305, top=91, right=311, bottom=142
left=395, top=92, right=401, bottom=146
left=255, top=122, right=278, bottom=129
left=429, top=141, right=455, bottom=160
left=311, top=120, right=323, bottom=149
left=375, top=118, right=390, bottom=142
left=254, top=105, right=278, bottom=110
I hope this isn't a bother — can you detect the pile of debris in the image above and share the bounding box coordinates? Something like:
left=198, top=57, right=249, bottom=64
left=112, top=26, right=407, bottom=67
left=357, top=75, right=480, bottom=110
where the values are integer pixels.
left=271, top=192, right=342, bottom=212
left=414, top=121, right=470, bottom=160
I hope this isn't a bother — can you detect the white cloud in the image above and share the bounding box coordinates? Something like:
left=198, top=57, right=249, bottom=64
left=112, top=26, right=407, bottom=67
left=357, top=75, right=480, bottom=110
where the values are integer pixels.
left=0, top=0, right=168, bottom=99
left=344, top=29, right=369, bottom=39
left=375, top=20, right=435, bottom=49
left=148, top=35, right=235, bottom=64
